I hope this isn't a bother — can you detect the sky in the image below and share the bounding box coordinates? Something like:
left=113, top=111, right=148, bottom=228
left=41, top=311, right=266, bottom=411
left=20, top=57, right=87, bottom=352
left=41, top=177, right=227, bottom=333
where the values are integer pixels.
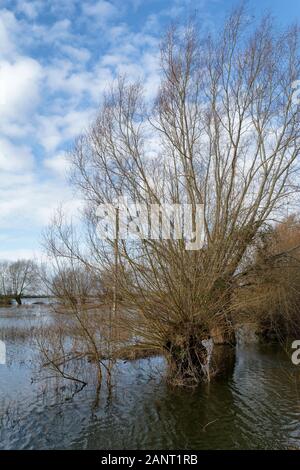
left=0, top=0, right=300, bottom=261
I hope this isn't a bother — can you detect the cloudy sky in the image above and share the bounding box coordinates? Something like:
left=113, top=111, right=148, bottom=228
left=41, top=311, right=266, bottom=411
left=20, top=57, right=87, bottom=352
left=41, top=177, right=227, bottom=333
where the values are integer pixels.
left=0, top=0, right=299, bottom=260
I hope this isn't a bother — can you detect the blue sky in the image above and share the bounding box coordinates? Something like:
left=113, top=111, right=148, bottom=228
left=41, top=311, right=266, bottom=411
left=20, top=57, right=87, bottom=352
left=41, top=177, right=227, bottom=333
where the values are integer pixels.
left=0, top=0, right=299, bottom=260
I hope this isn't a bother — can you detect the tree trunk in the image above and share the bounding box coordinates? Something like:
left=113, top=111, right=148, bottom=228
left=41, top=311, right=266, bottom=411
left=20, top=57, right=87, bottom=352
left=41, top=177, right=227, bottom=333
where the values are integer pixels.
left=166, top=342, right=208, bottom=385
left=15, top=295, right=22, bottom=305
left=164, top=321, right=236, bottom=385
left=164, top=323, right=210, bottom=385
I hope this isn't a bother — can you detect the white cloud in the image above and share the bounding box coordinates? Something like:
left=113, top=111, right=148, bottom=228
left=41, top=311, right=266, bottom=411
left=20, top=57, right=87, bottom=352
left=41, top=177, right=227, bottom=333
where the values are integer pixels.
left=0, top=9, right=19, bottom=57
left=0, top=138, right=34, bottom=171
left=37, top=107, right=95, bottom=152
left=0, top=57, right=43, bottom=123
left=0, top=0, right=171, bottom=260
left=0, top=249, right=42, bottom=261
left=82, top=0, right=118, bottom=20
left=47, top=19, right=72, bottom=41
left=16, top=0, right=41, bottom=19
left=44, top=152, right=70, bottom=177
left=45, top=59, right=113, bottom=103
left=0, top=169, right=80, bottom=231
left=60, top=45, right=91, bottom=63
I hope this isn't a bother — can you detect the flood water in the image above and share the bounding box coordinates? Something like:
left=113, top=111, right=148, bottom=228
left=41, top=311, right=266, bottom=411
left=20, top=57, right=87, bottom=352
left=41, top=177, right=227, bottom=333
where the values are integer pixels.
left=0, top=302, right=300, bottom=450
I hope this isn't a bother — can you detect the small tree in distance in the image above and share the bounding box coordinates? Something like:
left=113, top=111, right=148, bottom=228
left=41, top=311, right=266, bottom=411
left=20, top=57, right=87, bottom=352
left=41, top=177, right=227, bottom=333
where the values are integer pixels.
left=0, top=259, right=40, bottom=305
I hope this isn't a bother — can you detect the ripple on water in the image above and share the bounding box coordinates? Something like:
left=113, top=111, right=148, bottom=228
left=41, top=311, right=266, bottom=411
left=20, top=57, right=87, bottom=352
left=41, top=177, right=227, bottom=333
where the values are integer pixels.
left=1, top=306, right=300, bottom=449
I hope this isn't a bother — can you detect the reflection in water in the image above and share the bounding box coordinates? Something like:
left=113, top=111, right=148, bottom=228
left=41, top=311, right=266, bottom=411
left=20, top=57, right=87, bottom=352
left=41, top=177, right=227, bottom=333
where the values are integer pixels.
left=0, top=304, right=300, bottom=450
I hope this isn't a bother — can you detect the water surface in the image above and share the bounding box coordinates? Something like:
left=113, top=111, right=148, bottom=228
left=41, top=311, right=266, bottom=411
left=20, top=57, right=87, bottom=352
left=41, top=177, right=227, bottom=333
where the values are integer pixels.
left=0, top=303, right=299, bottom=450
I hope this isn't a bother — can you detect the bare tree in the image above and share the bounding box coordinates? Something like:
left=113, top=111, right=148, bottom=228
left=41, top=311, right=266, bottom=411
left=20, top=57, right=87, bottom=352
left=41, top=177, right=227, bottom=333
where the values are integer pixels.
left=0, top=259, right=40, bottom=305
left=45, top=6, right=300, bottom=385
left=51, top=266, right=97, bottom=305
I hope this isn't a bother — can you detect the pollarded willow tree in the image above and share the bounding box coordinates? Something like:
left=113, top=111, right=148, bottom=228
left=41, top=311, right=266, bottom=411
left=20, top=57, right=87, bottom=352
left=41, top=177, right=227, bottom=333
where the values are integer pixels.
left=46, top=6, right=300, bottom=385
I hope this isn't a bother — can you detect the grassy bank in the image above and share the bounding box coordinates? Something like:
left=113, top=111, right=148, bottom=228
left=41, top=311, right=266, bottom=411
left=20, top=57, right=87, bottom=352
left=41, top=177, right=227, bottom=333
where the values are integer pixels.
left=0, top=296, right=13, bottom=306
